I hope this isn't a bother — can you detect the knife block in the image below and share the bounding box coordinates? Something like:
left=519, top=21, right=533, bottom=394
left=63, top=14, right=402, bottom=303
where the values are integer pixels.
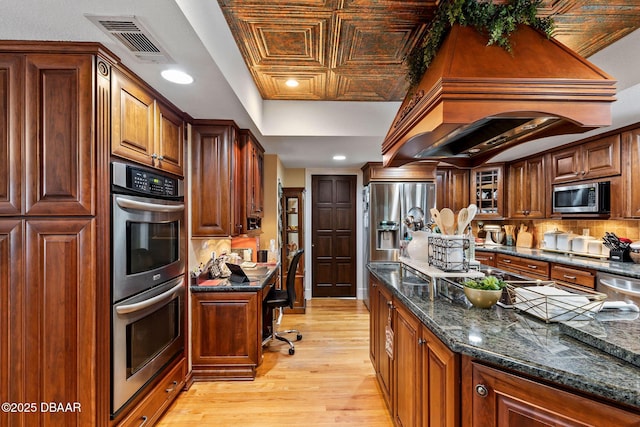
left=609, top=249, right=632, bottom=262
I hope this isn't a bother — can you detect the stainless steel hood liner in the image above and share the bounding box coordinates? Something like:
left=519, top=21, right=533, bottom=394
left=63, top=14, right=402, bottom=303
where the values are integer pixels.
left=382, top=24, right=617, bottom=168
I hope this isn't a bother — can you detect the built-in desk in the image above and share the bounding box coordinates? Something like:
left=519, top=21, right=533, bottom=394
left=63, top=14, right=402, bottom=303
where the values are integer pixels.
left=190, top=263, right=280, bottom=381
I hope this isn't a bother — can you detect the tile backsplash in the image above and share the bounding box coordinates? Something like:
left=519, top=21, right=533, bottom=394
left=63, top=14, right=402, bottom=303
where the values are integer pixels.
left=474, top=219, right=640, bottom=248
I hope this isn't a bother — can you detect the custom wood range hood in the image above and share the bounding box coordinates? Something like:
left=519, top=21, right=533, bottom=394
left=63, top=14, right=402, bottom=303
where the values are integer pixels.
left=381, top=24, right=617, bottom=168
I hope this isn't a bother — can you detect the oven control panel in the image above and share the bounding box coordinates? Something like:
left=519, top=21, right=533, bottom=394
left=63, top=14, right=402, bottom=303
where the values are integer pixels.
left=129, top=169, right=178, bottom=196
left=112, top=161, right=184, bottom=198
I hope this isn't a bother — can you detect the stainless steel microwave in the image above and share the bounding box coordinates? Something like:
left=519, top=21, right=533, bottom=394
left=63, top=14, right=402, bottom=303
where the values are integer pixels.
left=552, top=181, right=610, bottom=214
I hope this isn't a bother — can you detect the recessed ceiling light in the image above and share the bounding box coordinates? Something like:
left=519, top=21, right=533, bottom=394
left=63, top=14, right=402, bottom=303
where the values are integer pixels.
left=285, top=79, right=299, bottom=87
left=333, top=155, right=346, bottom=161
left=161, top=69, right=194, bottom=84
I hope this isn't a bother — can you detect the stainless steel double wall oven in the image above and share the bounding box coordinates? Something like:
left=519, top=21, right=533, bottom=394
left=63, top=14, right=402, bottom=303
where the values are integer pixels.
left=110, top=161, right=186, bottom=415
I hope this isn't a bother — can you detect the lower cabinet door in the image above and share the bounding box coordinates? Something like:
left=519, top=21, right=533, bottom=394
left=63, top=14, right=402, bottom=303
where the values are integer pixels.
left=394, top=303, right=421, bottom=427
left=191, top=291, right=260, bottom=380
left=466, top=359, right=640, bottom=426
left=1, top=219, right=97, bottom=427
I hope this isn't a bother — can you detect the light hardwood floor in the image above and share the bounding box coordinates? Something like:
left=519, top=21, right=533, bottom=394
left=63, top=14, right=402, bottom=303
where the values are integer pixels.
left=157, top=298, right=393, bottom=426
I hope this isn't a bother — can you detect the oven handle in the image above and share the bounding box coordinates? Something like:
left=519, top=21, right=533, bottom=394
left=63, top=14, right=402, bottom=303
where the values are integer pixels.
left=115, top=196, right=184, bottom=213
left=116, top=281, right=184, bottom=315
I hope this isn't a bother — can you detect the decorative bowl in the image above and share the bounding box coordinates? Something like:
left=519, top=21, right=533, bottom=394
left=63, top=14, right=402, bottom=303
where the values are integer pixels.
left=464, top=287, right=503, bottom=309
left=629, top=250, right=640, bottom=264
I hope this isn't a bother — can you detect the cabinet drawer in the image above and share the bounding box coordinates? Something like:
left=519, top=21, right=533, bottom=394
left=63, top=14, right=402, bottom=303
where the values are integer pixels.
left=474, top=250, right=496, bottom=267
left=550, top=264, right=596, bottom=289
left=118, top=358, right=185, bottom=427
left=496, top=254, right=549, bottom=279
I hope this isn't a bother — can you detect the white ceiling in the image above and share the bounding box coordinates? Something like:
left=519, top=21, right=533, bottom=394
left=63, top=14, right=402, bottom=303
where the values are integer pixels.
left=2, top=0, right=640, bottom=169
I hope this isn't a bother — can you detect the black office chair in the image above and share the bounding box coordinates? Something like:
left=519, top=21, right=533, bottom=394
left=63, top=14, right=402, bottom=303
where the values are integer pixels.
left=264, top=249, right=304, bottom=355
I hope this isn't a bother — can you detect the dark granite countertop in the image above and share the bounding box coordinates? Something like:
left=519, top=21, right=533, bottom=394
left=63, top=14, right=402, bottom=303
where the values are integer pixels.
left=368, top=262, right=640, bottom=410
left=475, top=245, right=640, bottom=278
left=190, top=263, right=279, bottom=293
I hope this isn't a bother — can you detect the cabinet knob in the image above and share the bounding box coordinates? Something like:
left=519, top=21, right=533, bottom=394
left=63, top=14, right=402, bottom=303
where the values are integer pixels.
left=139, top=415, right=149, bottom=427
left=475, top=384, right=489, bottom=397
left=418, top=338, right=426, bottom=345
left=158, top=155, right=164, bottom=161
left=166, top=380, right=178, bottom=393
left=151, top=153, right=158, bottom=159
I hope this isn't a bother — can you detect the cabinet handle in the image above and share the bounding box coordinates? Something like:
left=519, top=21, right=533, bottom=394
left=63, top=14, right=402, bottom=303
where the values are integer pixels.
left=139, top=416, right=149, bottom=427
left=166, top=380, right=178, bottom=393
left=527, top=265, right=538, bottom=269
left=503, top=259, right=511, bottom=263
left=418, top=338, right=426, bottom=345
left=475, top=384, right=488, bottom=397
left=563, top=275, right=577, bottom=280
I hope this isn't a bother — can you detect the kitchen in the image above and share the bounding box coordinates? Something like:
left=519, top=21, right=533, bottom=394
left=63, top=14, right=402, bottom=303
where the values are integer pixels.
left=2, top=0, right=640, bottom=426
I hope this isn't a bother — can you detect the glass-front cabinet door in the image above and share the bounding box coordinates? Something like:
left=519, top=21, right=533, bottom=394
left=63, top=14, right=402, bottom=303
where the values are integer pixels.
left=281, top=187, right=305, bottom=313
left=471, top=165, right=504, bottom=219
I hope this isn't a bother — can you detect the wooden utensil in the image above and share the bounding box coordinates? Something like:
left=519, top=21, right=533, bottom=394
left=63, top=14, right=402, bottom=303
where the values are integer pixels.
left=456, top=207, right=469, bottom=235
left=467, top=204, right=477, bottom=223
left=430, top=208, right=445, bottom=234
left=440, top=208, right=455, bottom=235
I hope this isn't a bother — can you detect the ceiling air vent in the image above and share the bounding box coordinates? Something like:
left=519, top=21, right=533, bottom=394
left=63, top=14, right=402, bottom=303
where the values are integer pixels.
left=85, top=15, right=174, bottom=64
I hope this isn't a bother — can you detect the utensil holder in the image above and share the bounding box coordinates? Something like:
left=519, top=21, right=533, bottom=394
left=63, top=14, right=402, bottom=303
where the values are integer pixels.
left=609, top=249, right=632, bottom=262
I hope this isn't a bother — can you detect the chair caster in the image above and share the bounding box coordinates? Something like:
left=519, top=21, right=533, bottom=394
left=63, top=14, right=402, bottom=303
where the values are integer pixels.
left=289, top=348, right=295, bottom=355
left=297, top=334, right=303, bottom=341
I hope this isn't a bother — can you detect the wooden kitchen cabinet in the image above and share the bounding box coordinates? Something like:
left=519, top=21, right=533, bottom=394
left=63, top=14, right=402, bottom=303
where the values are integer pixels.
left=622, top=127, right=640, bottom=217
left=471, top=165, right=504, bottom=219
left=394, top=301, right=421, bottom=427
left=550, top=134, right=620, bottom=184
left=506, top=155, right=546, bottom=218
left=370, top=275, right=393, bottom=409
left=550, top=263, right=596, bottom=289
left=191, top=275, right=280, bottom=381
left=241, top=129, right=265, bottom=221
left=394, top=301, right=460, bottom=427
left=370, top=274, right=460, bottom=426
left=0, top=54, right=22, bottom=216
left=281, top=187, right=305, bottom=313
left=436, top=167, right=469, bottom=211
left=421, top=324, right=460, bottom=427
left=0, top=218, right=98, bottom=427
left=117, top=357, right=186, bottom=427
left=111, top=67, right=185, bottom=176
left=191, top=121, right=241, bottom=237
left=0, top=53, right=95, bottom=217
left=474, top=250, right=496, bottom=267
left=463, top=358, right=640, bottom=427
left=0, top=45, right=117, bottom=427
left=496, top=253, right=549, bottom=280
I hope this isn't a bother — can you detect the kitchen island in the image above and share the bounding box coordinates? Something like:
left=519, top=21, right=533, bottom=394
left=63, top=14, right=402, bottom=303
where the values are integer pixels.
left=368, top=262, right=640, bottom=426
left=190, top=263, right=280, bottom=380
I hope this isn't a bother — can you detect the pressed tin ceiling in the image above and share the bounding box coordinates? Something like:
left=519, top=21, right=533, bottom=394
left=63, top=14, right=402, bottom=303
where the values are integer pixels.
left=217, top=0, right=640, bottom=101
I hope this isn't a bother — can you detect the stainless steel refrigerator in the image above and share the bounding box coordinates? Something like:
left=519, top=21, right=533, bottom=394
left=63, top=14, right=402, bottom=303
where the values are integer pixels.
left=363, top=182, right=436, bottom=308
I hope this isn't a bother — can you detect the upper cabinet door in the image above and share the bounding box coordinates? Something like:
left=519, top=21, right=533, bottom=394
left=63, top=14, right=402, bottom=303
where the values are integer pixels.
left=25, top=54, right=94, bottom=216
left=0, top=54, right=22, bottom=216
left=191, top=124, right=234, bottom=237
left=507, top=156, right=546, bottom=219
left=471, top=165, right=504, bottom=219
left=623, top=128, right=640, bottom=218
left=551, top=135, right=621, bottom=184
left=111, top=68, right=156, bottom=168
left=156, top=100, right=185, bottom=176
left=111, top=68, right=185, bottom=176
